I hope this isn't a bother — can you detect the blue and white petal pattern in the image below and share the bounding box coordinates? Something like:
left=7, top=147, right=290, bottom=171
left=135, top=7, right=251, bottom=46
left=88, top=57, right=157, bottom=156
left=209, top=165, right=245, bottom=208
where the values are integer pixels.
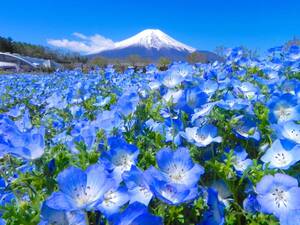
left=184, top=124, right=222, bottom=147
left=261, top=139, right=300, bottom=169
left=45, top=164, right=114, bottom=211
left=122, top=166, right=153, bottom=206
left=255, top=173, right=300, bottom=219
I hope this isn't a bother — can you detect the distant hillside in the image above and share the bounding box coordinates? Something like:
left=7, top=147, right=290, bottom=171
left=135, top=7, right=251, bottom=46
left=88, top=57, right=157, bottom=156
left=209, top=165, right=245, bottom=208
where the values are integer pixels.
left=0, top=36, right=87, bottom=64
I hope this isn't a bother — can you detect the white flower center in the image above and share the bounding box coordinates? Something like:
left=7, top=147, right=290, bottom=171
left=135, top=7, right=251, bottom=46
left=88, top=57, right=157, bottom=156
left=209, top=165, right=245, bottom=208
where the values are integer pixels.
left=166, top=163, right=186, bottom=183
left=273, top=152, right=292, bottom=167
left=74, top=185, right=93, bottom=207
left=161, top=185, right=178, bottom=203
left=103, top=190, right=117, bottom=207
left=272, top=188, right=288, bottom=208
left=114, top=153, right=133, bottom=172
left=276, top=107, right=292, bottom=122
left=138, top=186, right=152, bottom=198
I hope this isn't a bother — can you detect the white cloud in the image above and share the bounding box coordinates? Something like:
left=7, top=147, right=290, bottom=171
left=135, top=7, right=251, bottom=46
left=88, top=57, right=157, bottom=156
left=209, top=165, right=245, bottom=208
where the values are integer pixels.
left=47, top=32, right=115, bottom=54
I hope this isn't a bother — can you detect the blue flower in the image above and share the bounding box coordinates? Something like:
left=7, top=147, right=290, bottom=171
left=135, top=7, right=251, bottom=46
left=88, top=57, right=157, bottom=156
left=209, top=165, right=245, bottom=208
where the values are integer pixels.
left=198, top=188, right=225, bottom=225
left=45, top=164, right=114, bottom=211
left=162, top=70, right=184, bottom=88
left=184, top=124, right=222, bottom=147
left=231, top=146, right=252, bottom=175
left=145, top=147, right=203, bottom=205
left=233, top=81, right=259, bottom=100
left=199, top=79, right=218, bottom=96
left=39, top=203, right=86, bottom=225
left=111, top=202, right=163, bottom=225
left=1, top=122, right=45, bottom=160
left=255, top=173, right=300, bottom=219
left=279, top=209, right=300, bottom=225
left=122, top=166, right=153, bottom=206
left=96, top=183, right=129, bottom=217
left=274, top=121, right=300, bottom=144
left=176, top=87, right=209, bottom=113
left=191, top=102, right=216, bottom=123
left=100, top=137, right=139, bottom=182
left=152, top=147, right=204, bottom=187
left=146, top=177, right=199, bottom=205
left=261, top=139, right=300, bottom=169
left=268, top=93, right=300, bottom=124
left=115, top=90, right=139, bottom=116
left=217, top=93, right=249, bottom=111
left=243, top=193, right=260, bottom=213
left=232, top=115, right=260, bottom=141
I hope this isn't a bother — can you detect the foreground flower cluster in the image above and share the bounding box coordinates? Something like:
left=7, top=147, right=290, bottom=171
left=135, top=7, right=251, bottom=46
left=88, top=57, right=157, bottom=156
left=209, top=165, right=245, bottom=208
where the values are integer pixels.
left=1, top=45, right=300, bottom=225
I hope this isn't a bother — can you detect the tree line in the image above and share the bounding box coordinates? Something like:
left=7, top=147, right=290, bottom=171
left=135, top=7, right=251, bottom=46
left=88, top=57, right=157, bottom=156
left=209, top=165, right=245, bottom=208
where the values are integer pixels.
left=0, top=36, right=87, bottom=65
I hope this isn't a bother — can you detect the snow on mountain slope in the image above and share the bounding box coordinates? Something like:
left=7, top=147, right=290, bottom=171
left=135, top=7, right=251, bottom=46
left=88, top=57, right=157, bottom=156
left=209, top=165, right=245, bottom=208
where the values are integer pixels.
left=112, top=29, right=196, bottom=53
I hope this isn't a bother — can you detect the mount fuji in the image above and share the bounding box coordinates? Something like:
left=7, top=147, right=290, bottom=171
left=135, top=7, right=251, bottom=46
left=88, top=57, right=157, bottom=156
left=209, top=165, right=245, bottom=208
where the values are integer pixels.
left=89, top=29, right=220, bottom=62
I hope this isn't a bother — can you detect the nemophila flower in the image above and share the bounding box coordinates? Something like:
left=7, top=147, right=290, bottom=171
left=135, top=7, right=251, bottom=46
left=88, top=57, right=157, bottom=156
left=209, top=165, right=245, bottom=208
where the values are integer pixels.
left=232, top=115, right=260, bottom=141
left=210, top=180, right=232, bottom=207
left=199, top=79, right=218, bottom=96
left=184, top=124, right=222, bottom=147
left=46, top=92, right=68, bottom=110
left=1, top=125, right=45, bottom=160
left=198, top=188, right=225, bottom=225
left=279, top=209, right=300, bottom=225
left=69, top=122, right=97, bottom=152
left=163, top=89, right=183, bottom=104
left=191, top=102, right=216, bottom=123
left=261, top=139, right=300, bottom=169
left=122, top=166, right=153, bottom=206
left=243, top=193, right=260, bottom=213
left=111, top=202, right=163, bottom=225
left=145, top=64, right=158, bottom=75
left=45, top=164, right=114, bottom=211
left=100, top=137, right=139, bottom=182
left=146, top=177, right=199, bottom=205
left=176, top=87, right=209, bottom=113
left=274, top=121, right=300, bottom=144
left=255, top=173, right=300, bottom=219
left=279, top=79, right=300, bottom=95
left=231, top=146, right=253, bottom=175
left=92, top=110, right=122, bottom=134
left=217, top=93, right=249, bottom=111
left=69, top=105, right=85, bottom=119
left=0, top=218, right=5, bottom=225
left=15, top=109, right=32, bottom=132
left=232, top=80, right=256, bottom=99
left=287, top=46, right=300, bottom=61
left=164, top=118, right=184, bottom=146
left=154, top=147, right=204, bottom=186
left=161, top=70, right=184, bottom=88
left=39, top=203, right=86, bottom=225
left=268, top=93, right=300, bottom=124
left=6, top=104, right=25, bottom=118
left=97, top=183, right=129, bottom=217
left=115, top=90, right=139, bottom=116
left=145, top=148, right=203, bottom=205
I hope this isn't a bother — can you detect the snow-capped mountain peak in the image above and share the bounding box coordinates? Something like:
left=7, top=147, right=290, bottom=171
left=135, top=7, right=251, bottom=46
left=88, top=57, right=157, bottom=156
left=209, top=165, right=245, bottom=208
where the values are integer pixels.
left=114, top=29, right=196, bottom=53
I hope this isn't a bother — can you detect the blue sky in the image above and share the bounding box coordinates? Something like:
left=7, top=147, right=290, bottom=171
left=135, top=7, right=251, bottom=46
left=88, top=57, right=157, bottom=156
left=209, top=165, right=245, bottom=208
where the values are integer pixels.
left=1, top=0, right=299, bottom=54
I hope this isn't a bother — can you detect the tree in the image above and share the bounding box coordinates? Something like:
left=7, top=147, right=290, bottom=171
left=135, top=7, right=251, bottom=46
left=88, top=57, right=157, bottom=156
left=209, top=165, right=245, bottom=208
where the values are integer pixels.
left=158, top=57, right=170, bottom=71
left=89, top=57, right=108, bottom=68
left=127, top=55, right=142, bottom=67
left=0, top=36, right=14, bottom=52
left=187, top=52, right=207, bottom=64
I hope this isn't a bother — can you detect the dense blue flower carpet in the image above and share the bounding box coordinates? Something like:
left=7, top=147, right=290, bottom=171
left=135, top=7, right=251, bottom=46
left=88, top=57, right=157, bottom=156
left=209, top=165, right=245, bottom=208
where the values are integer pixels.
left=1, top=46, right=300, bottom=225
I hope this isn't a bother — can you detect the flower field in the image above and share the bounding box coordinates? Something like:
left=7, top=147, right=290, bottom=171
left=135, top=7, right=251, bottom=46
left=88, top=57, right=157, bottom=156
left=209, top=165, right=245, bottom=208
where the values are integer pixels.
left=1, top=46, right=300, bottom=225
